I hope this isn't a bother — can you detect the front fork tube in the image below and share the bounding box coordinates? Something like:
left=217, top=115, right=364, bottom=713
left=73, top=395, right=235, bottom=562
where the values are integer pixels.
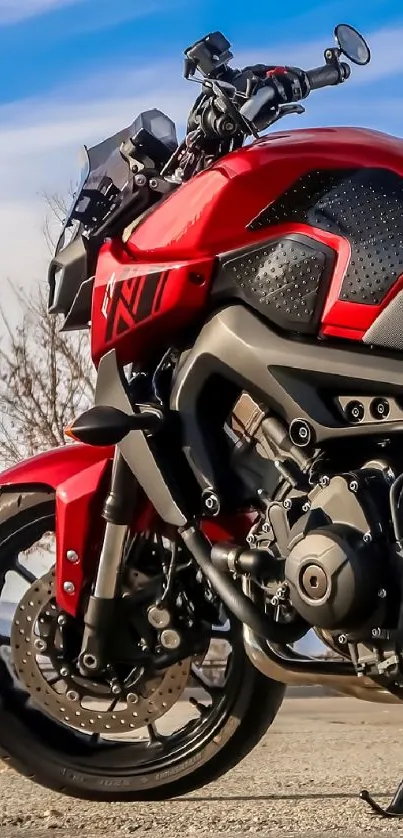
left=79, top=450, right=137, bottom=674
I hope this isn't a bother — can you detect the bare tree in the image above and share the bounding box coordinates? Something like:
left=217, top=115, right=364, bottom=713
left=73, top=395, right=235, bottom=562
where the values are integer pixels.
left=0, top=283, right=95, bottom=465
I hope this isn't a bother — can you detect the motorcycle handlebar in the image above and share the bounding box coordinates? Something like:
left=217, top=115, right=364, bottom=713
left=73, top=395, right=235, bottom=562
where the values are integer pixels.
left=239, top=60, right=350, bottom=128
left=306, top=61, right=351, bottom=89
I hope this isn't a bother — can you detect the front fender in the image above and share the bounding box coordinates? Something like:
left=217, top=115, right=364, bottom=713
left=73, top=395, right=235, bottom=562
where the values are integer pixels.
left=0, top=442, right=114, bottom=491
left=0, top=443, right=114, bottom=616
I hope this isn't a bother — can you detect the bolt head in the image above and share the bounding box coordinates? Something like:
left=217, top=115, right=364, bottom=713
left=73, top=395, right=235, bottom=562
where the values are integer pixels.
left=127, top=692, right=139, bottom=704
left=363, top=532, right=372, bottom=544
left=319, top=476, right=330, bottom=488
left=66, top=550, right=79, bottom=564
left=66, top=690, right=80, bottom=702
left=34, top=638, right=47, bottom=652
left=63, top=581, right=75, bottom=595
left=60, top=666, right=70, bottom=678
left=57, top=614, right=67, bottom=627
left=262, top=523, right=271, bottom=534
left=338, top=634, right=347, bottom=645
left=283, top=499, right=292, bottom=510
left=349, top=480, right=358, bottom=493
left=111, top=683, right=121, bottom=696
left=378, top=588, right=387, bottom=599
left=160, top=629, right=181, bottom=650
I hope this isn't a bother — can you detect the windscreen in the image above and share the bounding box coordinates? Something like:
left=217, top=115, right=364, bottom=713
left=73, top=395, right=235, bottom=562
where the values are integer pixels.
left=56, top=109, right=178, bottom=254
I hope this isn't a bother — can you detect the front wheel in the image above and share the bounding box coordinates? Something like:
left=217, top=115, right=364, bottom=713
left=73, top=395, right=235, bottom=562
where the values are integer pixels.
left=0, top=491, right=285, bottom=800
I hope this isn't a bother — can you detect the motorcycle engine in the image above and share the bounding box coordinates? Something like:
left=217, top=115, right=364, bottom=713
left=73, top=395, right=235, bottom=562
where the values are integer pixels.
left=283, top=474, right=389, bottom=632
left=226, top=392, right=398, bottom=642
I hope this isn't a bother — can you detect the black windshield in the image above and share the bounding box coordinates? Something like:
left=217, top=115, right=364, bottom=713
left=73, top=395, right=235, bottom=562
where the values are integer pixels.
left=56, top=108, right=178, bottom=253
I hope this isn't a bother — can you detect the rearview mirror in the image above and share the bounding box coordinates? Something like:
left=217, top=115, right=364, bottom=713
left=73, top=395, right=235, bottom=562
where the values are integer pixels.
left=335, top=24, right=371, bottom=66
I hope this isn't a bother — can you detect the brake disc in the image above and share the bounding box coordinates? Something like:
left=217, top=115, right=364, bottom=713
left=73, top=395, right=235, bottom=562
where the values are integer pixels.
left=11, top=569, right=191, bottom=735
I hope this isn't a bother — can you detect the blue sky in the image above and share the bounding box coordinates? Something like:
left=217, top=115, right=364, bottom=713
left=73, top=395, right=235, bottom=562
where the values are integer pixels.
left=1, top=0, right=403, bottom=293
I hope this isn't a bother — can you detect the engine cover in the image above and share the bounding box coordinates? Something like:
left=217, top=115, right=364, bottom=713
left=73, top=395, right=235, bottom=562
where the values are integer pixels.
left=284, top=523, right=382, bottom=630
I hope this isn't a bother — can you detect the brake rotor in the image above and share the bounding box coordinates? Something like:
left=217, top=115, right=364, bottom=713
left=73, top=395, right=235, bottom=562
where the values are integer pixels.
left=11, top=569, right=191, bottom=735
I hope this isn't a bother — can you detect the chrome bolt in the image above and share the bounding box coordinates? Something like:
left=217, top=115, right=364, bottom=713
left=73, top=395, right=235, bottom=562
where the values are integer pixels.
left=338, top=634, right=347, bottom=645
left=57, top=614, right=67, bottom=627
left=60, top=666, right=70, bottom=678
left=66, top=549, right=79, bottom=564
left=135, top=173, right=147, bottom=187
left=363, top=532, right=372, bottom=544
left=111, top=683, right=121, bottom=696
left=127, top=692, right=139, bottom=704
left=262, top=523, right=271, bottom=534
left=63, top=581, right=75, bottom=595
left=82, top=654, right=98, bottom=670
left=349, top=480, right=359, bottom=493
left=302, top=501, right=311, bottom=513
left=283, top=499, right=292, bottom=510
left=149, top=178, right=159, bottom=189
left=372, top=627, right=382, bottom=638
left=378, top=588, right=387, bottom=599
left=160, top=629, right=181, bottom=650
left=66, top=690, right=80, bottom=702
left=34, top=638, right=47, bottom=652
left=246, top=534, right=255, bottom=545
left=319, top=476, right=330, bottom=488
left=148, top=605, right=171, bottom=630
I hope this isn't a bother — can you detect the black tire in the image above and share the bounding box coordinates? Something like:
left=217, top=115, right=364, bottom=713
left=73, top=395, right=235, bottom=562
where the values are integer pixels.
left=0, top=491, right=285, bottom=801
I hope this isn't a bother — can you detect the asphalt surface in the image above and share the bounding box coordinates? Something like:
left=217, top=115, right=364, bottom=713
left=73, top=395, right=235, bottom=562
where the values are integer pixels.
left=2, top=693, right=403, bottom=836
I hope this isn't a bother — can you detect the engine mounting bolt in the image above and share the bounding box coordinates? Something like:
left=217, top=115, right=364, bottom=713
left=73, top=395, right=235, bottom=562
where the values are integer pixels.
left=349, top=479, right=359, bottom=493
left=283, top=499, right=292, bottom=510
left=34, top=638, right=47, bottom=652
left=63, top=581, right=75, bottom=595
left=363, top=532, right=372, bottom=544
left=66, top=549, right=79, bottom=564
left=319, top=476, right=330, bottom=488
left=378, top=588, right=387, bottom=599
left=338, top=634, right=347, bottom=645
left=127, top=693, right=139, bottom=704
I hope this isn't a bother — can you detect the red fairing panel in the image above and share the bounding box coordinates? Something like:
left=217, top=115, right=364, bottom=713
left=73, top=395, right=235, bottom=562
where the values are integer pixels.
left=0, top=444, right=114, bottom=616
left=91, top=238, right=213, bottom=366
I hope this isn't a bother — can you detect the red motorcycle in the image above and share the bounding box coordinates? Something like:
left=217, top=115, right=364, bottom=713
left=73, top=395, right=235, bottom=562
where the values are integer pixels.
left=1, top=23, right=403, bottom=816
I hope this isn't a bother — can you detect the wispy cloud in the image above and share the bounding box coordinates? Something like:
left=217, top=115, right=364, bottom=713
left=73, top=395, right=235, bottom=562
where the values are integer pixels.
left=0, top=0, right=85, bottom=26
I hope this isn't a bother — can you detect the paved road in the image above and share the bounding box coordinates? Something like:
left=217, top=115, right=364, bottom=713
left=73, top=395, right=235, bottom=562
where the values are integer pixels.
left=2, top=693, right=403, bottom=836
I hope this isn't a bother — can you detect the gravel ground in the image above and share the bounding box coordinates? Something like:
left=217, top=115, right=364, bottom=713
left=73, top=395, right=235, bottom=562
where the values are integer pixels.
left=2, top=693, right=403, bottom=836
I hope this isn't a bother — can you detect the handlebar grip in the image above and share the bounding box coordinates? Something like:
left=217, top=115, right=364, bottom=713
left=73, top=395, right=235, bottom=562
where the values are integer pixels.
left=239, top=84, right=277, bottom=122
left=306, top=62, right=350, bottom=89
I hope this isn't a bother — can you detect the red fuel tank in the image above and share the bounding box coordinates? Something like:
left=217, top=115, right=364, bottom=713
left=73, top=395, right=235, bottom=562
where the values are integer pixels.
left=92, top=127, right=403, bottom=364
